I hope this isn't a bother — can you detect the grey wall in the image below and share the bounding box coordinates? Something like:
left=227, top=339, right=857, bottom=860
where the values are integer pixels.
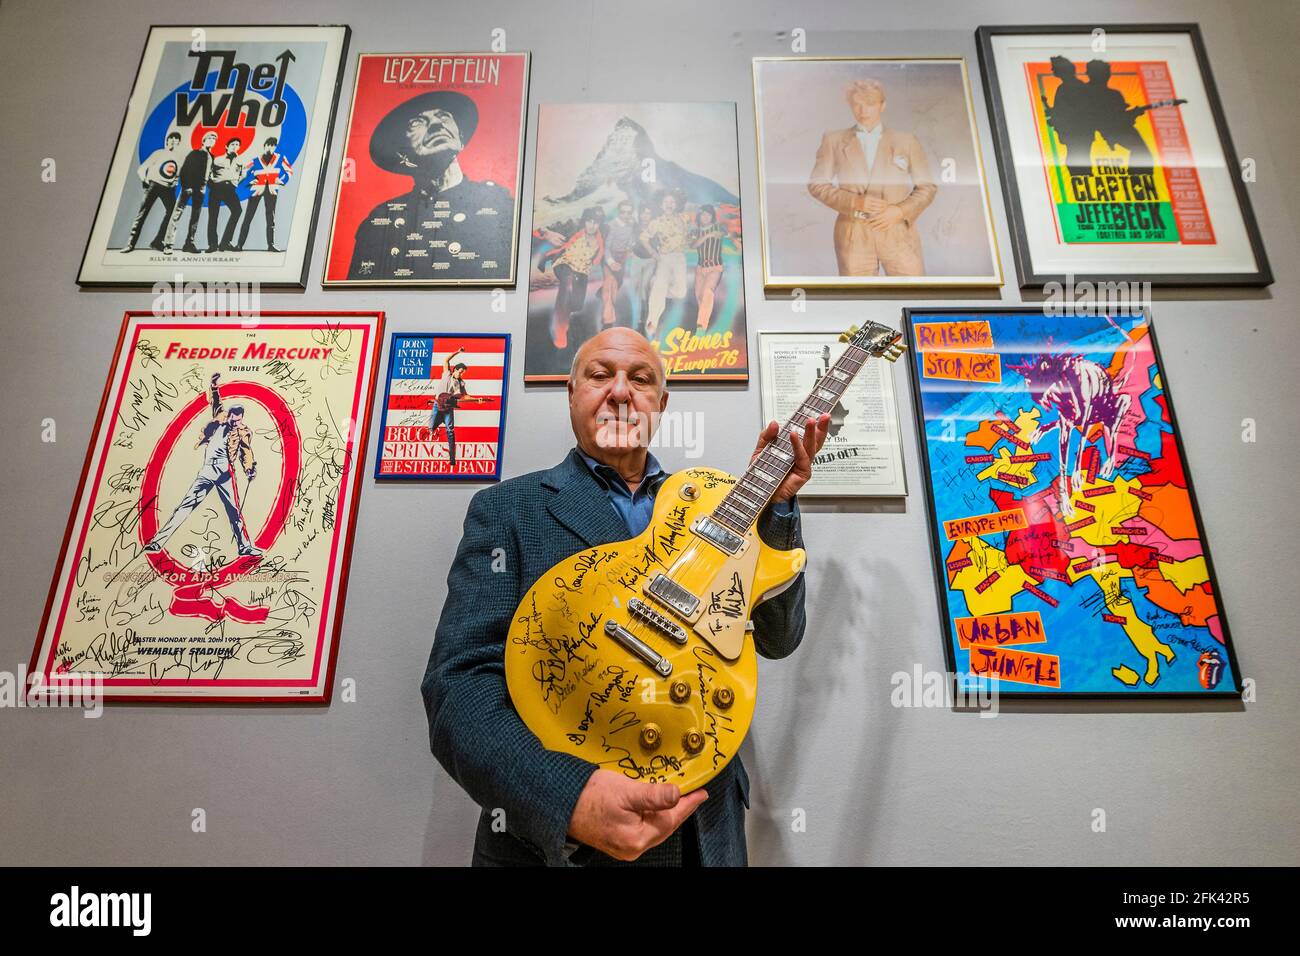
left=1, top=0, right=1296, bottom=866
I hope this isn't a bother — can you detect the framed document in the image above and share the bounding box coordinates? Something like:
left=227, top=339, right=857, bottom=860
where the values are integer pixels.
left=77, top=25, right=350, bottom=287
left=976, top=24, right=1271, bottom=287
left=324, top=52, right=530, bottom=286
left=752, top=56, right=1002, bottom=290
left=373, top=332, right=511, bottom=480
left=758, top=332, right=907, bottom=497
left=30, top=311, right=385, bottom=703
left=904, top=307, right=1243, bottom=698
left=524, top=102, right=749, bottom=382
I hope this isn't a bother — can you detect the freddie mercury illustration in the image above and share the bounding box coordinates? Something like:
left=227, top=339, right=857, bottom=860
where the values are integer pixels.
left=145, top=373, right=262, bottom=558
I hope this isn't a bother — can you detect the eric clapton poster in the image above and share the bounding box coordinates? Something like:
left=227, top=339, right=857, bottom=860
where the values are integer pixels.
left=30, top=312, right=384, bottom=702
left=324, top=53, right=529, bottom=286
left=77, top=25, right=350, bottom=287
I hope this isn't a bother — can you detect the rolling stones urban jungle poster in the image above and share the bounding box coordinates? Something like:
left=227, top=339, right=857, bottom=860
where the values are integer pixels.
left=31, top=312, right=383, bottom=702
left=906, top=309, right=1241, bottom=697
left=77, top=25, right=349, bottom=287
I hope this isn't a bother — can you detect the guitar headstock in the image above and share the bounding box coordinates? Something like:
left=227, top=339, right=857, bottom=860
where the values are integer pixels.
left=839, top=321, right=907, bottom=362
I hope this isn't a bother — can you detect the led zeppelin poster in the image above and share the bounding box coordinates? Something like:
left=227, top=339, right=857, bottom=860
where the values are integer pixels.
left=976, top=25, right=1270, bottom=286
left=905, top=308, right=1242, bottom=697
left=30, top=311, right=384, bottom=702
left=525, top=102, right=749, bottom=382
left=324, top=52, right=529, bottom=286
left=77, top=25, right=350, bottom=287
left=373, top=332, right=510, bottom=480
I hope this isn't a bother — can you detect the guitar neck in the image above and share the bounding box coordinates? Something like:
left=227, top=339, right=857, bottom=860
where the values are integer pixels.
left=710, top=342, right=871, bottom=533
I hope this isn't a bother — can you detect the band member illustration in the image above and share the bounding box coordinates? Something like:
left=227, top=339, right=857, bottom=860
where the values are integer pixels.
left=145, top=373, right=262, bottom=559
left=807, top=79, right=937, bottom=277
left=599, top=200, right=639, bottom=330
left=237, top=136, right=293, bottom=252
left=429, top=348, right=489, bottom=466
left=165, top=130, right=217, bottom=254
left=124, top=131, right=182, bottom=252
left=623, top=203, right=657, bottom=331
left=537, top=207, right=605, bottom=349
left=349, top=90, right=514, bottom=280
left=691, top=203, right=735, bottom=332
left=206, top=137, right=247, bottom=253
left=641, top=188, right=692, bottom=337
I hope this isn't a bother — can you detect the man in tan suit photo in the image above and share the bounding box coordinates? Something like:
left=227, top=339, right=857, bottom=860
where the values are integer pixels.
left=807, top=78, right=937, bottom=277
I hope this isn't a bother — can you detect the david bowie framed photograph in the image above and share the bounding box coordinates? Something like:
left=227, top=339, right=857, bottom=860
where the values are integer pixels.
left=30, top=311, right=385, bottom=703
left=324, top=52, right=530, bottom=286
left=752, top=56, right=1003, bottom=290
left=976, top=24, right=1272, bottom=287
left=77, top=25, right=351, bottom=287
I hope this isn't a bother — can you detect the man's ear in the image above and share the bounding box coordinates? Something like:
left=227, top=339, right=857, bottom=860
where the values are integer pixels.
left=658, top=386, right=669, bottom=413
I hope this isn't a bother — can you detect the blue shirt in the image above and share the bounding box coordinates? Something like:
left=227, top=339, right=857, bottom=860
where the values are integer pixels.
left=575, top=448, right=795, bottom=536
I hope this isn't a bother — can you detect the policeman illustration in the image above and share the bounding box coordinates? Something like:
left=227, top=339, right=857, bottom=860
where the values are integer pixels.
left=144, top=373, right=261, bottom=559
left=347, top=90, right=514, bottom=281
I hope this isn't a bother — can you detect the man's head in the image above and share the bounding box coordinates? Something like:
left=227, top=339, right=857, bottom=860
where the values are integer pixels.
left=166, top=132, right=182, bottom=149
left=225, top=137, right=242, bottom=157
left=1050, top=55, right=1075, bottom=81
left=697, top=204, right=716, bottom=227
left=451, top=362, right=467, bottom=380
left=568, top=328, right=667, bottom=458
left=263, top=136, right=278, bottom=151
left=581, top=206, right=603, bottom=235
left=226, top=405, right=245, bottom=426
left=370, top=90, right=478, bottom=178
left=1085, top=59, right=1112, bottom=83
left=616, top=199, right=634, bottom=223
left=201, top=131, right=218, bottom=149
left=846, top=78, right=886, bottom=130
left=658, top=190, right=679, bottom=214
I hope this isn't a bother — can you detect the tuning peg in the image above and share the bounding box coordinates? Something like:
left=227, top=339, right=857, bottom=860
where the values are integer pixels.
left=884, top=342, right=906, bottom=362
left=838, top=324, right=860, bottom=344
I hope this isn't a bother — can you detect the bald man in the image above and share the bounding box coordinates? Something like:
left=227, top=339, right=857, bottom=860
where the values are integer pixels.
left=421, top=328, right=829, bottom=866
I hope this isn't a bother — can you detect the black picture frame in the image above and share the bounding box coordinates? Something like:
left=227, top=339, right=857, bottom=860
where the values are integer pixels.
left=75, top=24, right=351, bottom=289
left=902, top=306, right=1245, bottom=700
left=975, top=23, right=1272, bottom=289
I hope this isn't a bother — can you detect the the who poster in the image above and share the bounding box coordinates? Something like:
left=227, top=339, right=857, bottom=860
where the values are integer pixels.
left=373, top=332, right=510, bottom=480
left=30, top=312, right=384, bottom=702
left=906, top=309, right=1242, bottom=698
left=525, top=102, right=749, bottom=382
left=77, top=26, right=350, bottom=287
left=324, top=53, right=529, bottom=286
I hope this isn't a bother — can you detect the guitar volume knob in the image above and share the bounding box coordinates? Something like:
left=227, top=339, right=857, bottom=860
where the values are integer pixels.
left=683, top=730, right=704, bottom=756
left=712, top=687, right=734, bottom=710
left=639, top=724, right=662, bottom=751
left=669, top=680, right=691, bottom=703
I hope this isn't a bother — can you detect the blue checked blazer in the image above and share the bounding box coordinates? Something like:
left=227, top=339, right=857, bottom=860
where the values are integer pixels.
left=421, top=448, right=807, bottom=866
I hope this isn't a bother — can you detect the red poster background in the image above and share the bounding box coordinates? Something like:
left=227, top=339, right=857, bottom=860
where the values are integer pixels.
left=325, top=53, right=528, bottom=280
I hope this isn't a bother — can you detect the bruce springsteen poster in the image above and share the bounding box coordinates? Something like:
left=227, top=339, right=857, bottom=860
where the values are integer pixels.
left=30, top=312, right=384, bottom=702
left=525, top=103, right=749, bottom=382
left=977, top=25, right=1270, bottom=286
left=324, top=53, right=529, bottom=286
left=77, top=26, right=350, bottom=288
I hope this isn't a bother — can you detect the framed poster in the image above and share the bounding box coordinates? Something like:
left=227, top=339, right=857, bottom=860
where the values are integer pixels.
left=753, top=57, right=1002, bottom=289
left=323, top=52, right=530, bottom=286
left=904, top=308, right=1243, bottom=698
left=30, top=311, right=384, bottom=703
left=758, top=332, right=907, bottom=497
left=976, top=24, right=1271, bottom=287
left=525, top=102, right=749, bottom=383
left=77, top=25, right=350, bottom=288
left=373, top=332, right=510, bottom=480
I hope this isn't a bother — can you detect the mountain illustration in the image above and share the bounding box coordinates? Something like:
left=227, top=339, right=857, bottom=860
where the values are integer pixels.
left=537, top=116, right=738, bottom=228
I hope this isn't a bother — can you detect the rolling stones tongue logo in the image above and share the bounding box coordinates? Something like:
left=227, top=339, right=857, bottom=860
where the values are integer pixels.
left=139, top=382, right=301, bottom=623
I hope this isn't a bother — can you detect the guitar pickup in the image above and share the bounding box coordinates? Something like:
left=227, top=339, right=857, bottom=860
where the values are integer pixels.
left=628, top=598, right=688, bottom=644
left=691, top=515, right=746, bottom=556
left=604, top=619, right=673, bottom=677
left=645, top=573, right=700, bottom=618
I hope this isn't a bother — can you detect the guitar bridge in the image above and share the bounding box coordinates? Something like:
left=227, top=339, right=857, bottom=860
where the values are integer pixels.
left=645, top=573, right=700, bottom=618
left=604, top=620, right=673, bottom=677
left=628, top=598, right=688, bottom=644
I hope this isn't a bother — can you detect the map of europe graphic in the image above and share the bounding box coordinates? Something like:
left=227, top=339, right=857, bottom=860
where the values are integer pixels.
left=910, top=311, right=1238, bottom=695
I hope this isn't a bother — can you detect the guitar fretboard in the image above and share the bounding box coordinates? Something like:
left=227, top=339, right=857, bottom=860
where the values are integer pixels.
left=710, top=343, right=870, bottom=532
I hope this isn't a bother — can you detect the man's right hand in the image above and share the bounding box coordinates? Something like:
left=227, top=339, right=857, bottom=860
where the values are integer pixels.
left=567, top=769, right=708, bottom=861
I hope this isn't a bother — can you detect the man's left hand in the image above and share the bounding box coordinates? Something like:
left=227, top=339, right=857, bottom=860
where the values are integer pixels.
left=868, top=204, right=905, bottom=229
left=753, top=413, right=830, bottom=504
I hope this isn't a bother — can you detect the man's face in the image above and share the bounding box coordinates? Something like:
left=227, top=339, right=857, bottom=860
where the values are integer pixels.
left=406, top=107, right=463, bottom=158
left=226, top=140, right=240, bottom=157
left=166, top=135, right=181, bottom=151
left=850, top=91, right=885, bottom=130
left=568, top=329, right=667, bottom=454
left=617, top=203, right=634, bottom=223
left=583, top=217, right=599, bottom=235
left=661, top=194, right=678, bottom=214
left=227, top=410, right=243, bottom=427
left=202, top=132, right=218, bottom=149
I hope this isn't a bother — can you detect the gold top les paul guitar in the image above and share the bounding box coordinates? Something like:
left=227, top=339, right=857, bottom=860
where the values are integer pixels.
left=505, top=322, right=906, bottom=792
